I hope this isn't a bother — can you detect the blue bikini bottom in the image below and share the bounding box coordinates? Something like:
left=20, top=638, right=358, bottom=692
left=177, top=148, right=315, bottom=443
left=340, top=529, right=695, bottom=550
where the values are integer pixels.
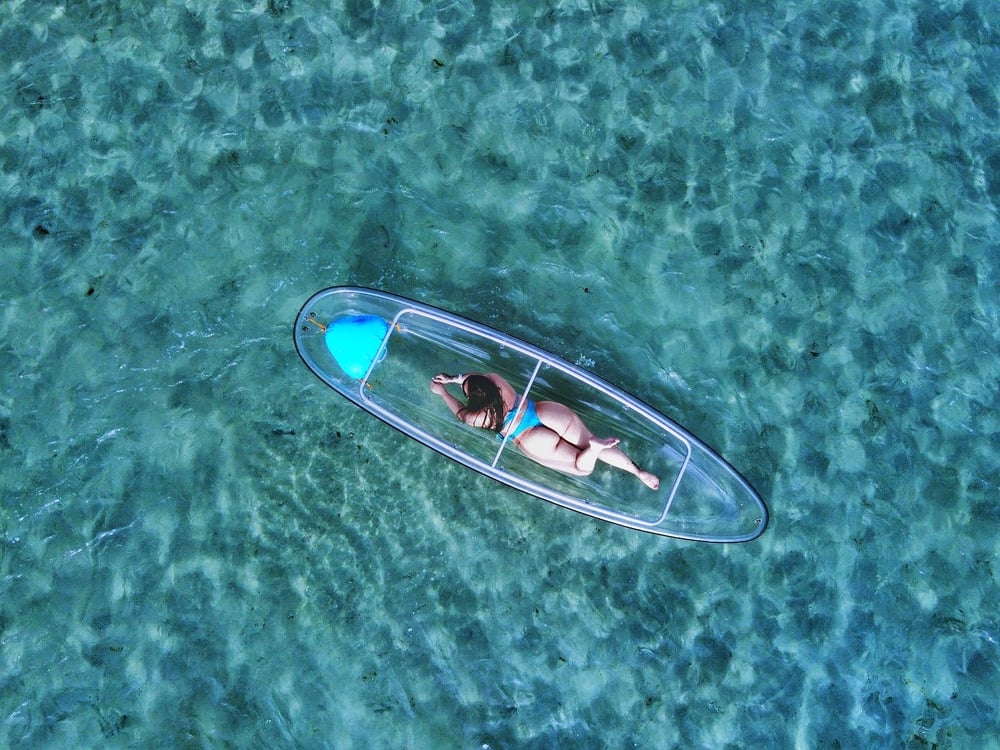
left=498, top=398, right=543, bottom=442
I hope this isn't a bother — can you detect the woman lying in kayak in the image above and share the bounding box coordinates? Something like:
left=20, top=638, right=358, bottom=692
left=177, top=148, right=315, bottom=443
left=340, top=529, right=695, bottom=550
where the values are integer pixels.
left=430, top=372, right=660, bottom=490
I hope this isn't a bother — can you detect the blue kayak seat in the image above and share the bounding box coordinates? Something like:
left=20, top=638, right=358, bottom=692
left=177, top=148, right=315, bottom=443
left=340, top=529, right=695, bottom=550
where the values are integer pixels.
left=325, top=314, right=389, bottom=379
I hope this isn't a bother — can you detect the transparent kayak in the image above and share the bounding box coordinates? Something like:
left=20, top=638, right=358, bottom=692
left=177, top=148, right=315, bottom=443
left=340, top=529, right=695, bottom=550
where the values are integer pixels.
left=293, top=286, right=769, bottom=543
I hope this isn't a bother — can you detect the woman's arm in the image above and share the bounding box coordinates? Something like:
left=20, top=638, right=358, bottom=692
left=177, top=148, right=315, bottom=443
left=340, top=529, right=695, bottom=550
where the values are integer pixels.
left=430, top=373, right=476, bottom=424
left=429, top=372, right=498, bottom=427
left=430, top=379, right=464, bottom=417
left=432, top=372, right=467, bottom=386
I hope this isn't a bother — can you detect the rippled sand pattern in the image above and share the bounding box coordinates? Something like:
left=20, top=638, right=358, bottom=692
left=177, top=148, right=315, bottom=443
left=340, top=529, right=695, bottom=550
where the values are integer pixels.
left=2, top=0, right=998, bottom=747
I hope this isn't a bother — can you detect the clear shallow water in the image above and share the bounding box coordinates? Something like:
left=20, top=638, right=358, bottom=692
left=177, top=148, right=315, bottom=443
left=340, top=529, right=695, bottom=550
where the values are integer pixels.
left=1, top=0, right=997, bottom=746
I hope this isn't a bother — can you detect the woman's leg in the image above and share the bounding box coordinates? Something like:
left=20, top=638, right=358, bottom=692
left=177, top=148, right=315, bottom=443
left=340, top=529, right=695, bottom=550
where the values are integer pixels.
left=518, top=402, right=660, bottom=489
left=514, top=426, right=620, bottom=476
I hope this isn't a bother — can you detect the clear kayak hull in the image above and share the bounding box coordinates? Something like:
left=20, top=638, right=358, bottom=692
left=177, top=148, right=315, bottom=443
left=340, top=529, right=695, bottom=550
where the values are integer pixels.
left=293, top=286, right=769, bottom=543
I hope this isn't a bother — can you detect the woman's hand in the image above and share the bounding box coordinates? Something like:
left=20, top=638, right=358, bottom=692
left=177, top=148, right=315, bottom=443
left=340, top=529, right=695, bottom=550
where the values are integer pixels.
left=430, top=374, right=450, bottom=395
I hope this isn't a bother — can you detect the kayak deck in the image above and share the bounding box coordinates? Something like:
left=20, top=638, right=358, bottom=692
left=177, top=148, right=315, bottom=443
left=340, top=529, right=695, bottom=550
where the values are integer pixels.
left=293, top=286, right=769, bottom=543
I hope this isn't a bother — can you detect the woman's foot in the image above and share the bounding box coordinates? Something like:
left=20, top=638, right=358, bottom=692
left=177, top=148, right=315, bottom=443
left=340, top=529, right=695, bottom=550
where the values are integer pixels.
left=637, top=470, right=660, bottom=490
left=575, top=437, right=620, bottom=474
left=589, top=437, right=620, bottom=453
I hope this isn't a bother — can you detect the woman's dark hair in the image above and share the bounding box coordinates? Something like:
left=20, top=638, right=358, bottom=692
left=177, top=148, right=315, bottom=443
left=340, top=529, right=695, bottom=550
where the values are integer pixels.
left=459, top=375, right=504, bottom=432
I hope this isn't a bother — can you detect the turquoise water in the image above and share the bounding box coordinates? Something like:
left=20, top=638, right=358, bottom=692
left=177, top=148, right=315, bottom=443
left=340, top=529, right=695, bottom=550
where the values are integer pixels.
left=2, top=0, right=998, bottom=746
